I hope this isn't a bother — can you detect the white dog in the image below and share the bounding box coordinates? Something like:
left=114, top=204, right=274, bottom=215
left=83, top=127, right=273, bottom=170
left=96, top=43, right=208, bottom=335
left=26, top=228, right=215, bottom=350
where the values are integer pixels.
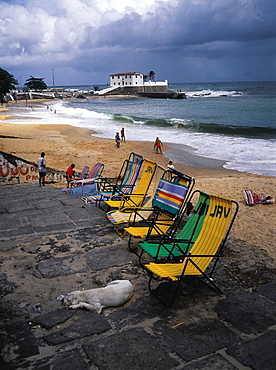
left=57, top=280, right=133, bottom=313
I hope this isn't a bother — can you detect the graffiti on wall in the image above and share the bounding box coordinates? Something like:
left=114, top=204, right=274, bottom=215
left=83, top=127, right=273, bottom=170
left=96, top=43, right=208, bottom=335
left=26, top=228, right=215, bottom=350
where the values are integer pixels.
left=0, top=151, right=65, bottom=185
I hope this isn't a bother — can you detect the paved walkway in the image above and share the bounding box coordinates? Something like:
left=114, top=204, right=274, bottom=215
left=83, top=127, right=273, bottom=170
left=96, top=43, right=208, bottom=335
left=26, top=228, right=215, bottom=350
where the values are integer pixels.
left=0, top=183, right=275, bottom=369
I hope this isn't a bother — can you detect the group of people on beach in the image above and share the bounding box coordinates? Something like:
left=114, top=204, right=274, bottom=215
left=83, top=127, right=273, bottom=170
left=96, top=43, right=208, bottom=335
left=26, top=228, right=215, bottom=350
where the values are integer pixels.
left=114, top=131, right=164, bottom=155
left=37, top=136, right=175, bottom=196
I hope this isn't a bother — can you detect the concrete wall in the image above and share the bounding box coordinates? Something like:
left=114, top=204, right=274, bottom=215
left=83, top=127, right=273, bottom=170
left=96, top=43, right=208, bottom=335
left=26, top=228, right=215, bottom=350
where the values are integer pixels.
left=144, top=80, right=168, bottom=87
left=108, top=84, right=169, bottom=95
left=0, top=151, right=65, bottom=185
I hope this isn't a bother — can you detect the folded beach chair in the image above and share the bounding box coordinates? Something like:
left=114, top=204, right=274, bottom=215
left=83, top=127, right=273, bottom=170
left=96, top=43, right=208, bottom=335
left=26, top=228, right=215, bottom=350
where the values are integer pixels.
left=106, top=165, right=166, bottom=236
left=82, top=152, right=143, bottom=208
left=124, top=169, right=195, bottom=253
left=143, top=193, right=239, bottom=307
left=70, top=162, right=104, bottom=187
left=104, top=159, right=157, bottom=211
left=242, top=189, right=274, bottom=206
left=138, top=191, right=210, bottom=264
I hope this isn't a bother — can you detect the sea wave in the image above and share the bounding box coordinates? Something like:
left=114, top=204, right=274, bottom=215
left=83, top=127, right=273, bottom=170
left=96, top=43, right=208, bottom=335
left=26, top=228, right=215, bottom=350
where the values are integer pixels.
left=183, top=122, right=276, bottom=139
left=54, top=101, right=276, bottom=139
left=58, top=103, right=112, bottom=120
left=144, top=119, right=173, bottom=127
left=224, top=159, right=276, bottom=177
left=185, top=89, right=243, bottom=98
left=113, top=114, right=134, bottom=123
left=110, top=114, right=276, bottom=139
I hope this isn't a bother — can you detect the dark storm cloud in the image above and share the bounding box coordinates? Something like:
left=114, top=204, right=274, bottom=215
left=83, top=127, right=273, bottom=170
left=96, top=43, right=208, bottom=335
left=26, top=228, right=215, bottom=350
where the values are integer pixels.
left=0, top=0, right=275, bottom=84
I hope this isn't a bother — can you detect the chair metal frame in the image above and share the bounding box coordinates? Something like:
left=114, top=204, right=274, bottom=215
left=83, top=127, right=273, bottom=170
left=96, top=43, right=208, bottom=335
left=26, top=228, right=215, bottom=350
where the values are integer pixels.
left=138, top=191, right=210, bottom=265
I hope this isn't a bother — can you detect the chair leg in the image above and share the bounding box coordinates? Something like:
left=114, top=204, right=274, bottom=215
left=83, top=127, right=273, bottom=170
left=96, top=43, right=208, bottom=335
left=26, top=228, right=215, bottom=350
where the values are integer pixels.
left=114, top=224, right=126, bottom=238
left=128, top=234, right=134, bottom=251
left=187, top=258, right=223, bottom=295
left=128, top=235, right=140, bottom=256
left=199, top=275, right=223, bottom=294
left=138, top=249, right=144, bottom=266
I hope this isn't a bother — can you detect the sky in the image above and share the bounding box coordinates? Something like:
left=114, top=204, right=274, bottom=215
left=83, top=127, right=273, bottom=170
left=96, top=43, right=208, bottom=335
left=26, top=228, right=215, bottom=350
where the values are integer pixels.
left=0, top=0, right=275, bottom=87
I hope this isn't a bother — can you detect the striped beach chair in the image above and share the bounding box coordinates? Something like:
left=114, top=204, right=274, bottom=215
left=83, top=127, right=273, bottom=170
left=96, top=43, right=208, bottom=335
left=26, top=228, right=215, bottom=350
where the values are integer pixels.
left=124, top=170, right=195, bottom=253
left=69, top=162, right=104, bottom=187
left=82, top=153, right=143, bottom=207
left=61, top=165, right=89, bottom=192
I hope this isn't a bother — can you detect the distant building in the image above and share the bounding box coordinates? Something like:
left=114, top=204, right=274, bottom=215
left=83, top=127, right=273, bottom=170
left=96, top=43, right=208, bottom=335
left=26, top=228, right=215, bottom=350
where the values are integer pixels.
left=96, top=71, right=184, bottom=98
left=110, top=72, right=144, bottom=87
left=110, top=72, right=168, bottom=88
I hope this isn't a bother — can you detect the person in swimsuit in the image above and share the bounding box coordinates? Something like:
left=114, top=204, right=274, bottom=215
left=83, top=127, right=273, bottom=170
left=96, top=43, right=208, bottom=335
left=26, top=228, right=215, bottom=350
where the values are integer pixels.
left=115, top=132, right=120, bottom=148
left=154, top=137, right=163, bottom=154
left=120, top=127, right=126, bottom=142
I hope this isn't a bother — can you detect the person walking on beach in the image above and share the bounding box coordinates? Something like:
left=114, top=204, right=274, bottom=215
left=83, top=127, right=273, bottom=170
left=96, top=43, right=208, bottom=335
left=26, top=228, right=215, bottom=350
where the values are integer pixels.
left=121, top=127, right=126, bottom=142
left=66, top=163, right=75, bottom=187
left=115, top=132, right=120, bottom=148
left=154, top=137, right=163, bottom=154
left=37, top=152, right=46, bottom=187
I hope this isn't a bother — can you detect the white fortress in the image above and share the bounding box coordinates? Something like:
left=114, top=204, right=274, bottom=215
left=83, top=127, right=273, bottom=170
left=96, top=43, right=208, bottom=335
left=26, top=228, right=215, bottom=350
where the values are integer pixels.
left=95, top=72, right=185, bottom=99
left=109, top=72, right=168, bottom=88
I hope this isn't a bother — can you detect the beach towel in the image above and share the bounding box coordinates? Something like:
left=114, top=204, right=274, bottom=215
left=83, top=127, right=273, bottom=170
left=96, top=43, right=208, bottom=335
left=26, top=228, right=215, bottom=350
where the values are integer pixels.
left=243, top=190, right=274, bottom=206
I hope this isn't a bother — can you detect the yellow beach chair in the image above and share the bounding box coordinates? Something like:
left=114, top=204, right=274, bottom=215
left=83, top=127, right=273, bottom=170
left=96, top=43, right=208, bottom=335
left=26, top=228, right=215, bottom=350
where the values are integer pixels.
left=144, top=193, right=239, bottom=307
left=105, top=159, right=157, bottom=211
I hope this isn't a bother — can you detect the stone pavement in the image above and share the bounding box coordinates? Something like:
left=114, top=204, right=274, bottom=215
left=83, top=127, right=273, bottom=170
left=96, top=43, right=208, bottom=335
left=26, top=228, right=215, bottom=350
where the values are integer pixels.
left=0, top=183, right=275, bottom=369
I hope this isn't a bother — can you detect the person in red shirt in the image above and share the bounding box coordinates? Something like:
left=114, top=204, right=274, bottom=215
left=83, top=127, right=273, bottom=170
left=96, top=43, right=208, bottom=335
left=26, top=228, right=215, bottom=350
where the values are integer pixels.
left=66, top=164, right=75, bottom=187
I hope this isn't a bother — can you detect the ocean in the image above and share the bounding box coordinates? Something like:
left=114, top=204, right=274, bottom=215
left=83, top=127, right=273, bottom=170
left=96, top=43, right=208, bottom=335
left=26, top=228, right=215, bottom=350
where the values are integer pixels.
left=10, top=81, right=276, bottom=177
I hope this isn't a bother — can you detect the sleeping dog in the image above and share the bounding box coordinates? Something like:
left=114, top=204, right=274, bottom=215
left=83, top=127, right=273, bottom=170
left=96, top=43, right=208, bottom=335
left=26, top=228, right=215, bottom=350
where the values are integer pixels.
left=57, top=280, right=133, bottom=313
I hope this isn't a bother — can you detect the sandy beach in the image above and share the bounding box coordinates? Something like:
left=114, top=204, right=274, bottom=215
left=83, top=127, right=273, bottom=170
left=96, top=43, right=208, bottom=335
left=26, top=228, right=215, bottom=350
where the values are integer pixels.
left=0, top=100, right=276, bottom=369
left=0, top=101, right=275, bottom=264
